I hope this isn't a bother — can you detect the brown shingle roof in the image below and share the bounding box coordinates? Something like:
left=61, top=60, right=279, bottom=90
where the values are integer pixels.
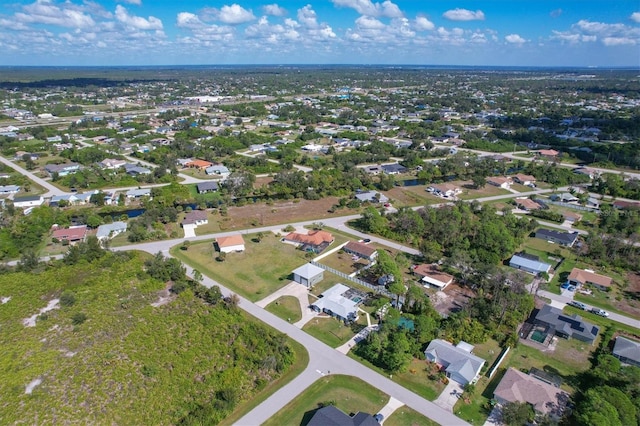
left=344, top=241, right=377, bottom=258
left=413, top=264, right=454, bottom=286
left=284, top=230, right=334, bottom=246
left=216, top=234, right=245, bottom=248
left=568, top=268, right=612, bottom=288
left=494, top=368, right=569, bottom=416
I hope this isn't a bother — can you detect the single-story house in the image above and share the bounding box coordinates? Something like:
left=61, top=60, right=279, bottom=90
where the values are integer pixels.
left=551, top=193, right=579, bottom=203
left=301, top=143, right=324, bottom=152
left=612, top=336, right=640, bottom=367
left=494, top=368, right=570, bottom=419
left=509, top=252, right=551, bottom=275
left=573, top=167, right=598, bottom=180
left=613, top=200, right=640, bottom=210
left=13, top=195, right=44, bottom=208
left=307, top=405, right=379, bottom=426
left=343, top=241, right=378, bottom=261
left=535, top=229, right=579, bottom=247
left=96, top=221, right=127, bottom=242
left=181, top=210, right=208, bottom=227
left=424, top=339, right=486, bottom=385
left=205, top=164, right=230, bottom=178
left=381, top=163, right=407, bottom=175
left=413, top=264, right=454, bottom=289
left=43, top=162, right=81, bottom=177
left=354, top=190, right=389, bottom=204
left=534, top=304, right=599, bottom=344
left=567, top=268, right=613, bottom=291
left=52, top=225, right=88, bottom=243
left=126, top=188, right=152, bottom=199
left=515, top=198, right=543, bottom=211
left=562, top=211, right=582, bottom=223
left=0, top=185, right=20, bottom=194
left=428, top=183, right=462, bottom=198
left=512, top=174, right=536, bottom=186
left=123, top=164, right=152, bottom=176
left=196, top=181, right=219, bottom=194
left=215, top=235, right=245, bottom=253
left=185, top=159, right=214, bottom=170
left=487, top=176, right=512, bottom=189
left=292, top=263, right=324, bottom=288
left=537, top=149, right=560, bottom=159
left=282, top=230, right=334, bottom=253
left=49, top=194, right=78, bottom=206
left=99, top=158, right=127, bottom=170
left=364, top=165, right=382, bottom=175
left=311, top=283, right=359, bottom=323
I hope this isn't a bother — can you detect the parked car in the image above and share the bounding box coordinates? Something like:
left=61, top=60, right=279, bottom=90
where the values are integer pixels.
left=568, top=301, right=587, bottom=310
left=374, top=413, right=384, bottom=423
left=561, top=282, right=570, bottom=290
left=590, top=308, right=609, bottom=317
left=568, top=285, right=576, bottom=292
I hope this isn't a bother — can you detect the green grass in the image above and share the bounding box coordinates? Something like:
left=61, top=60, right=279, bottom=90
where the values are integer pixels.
left=265, top=296, right=303, bottom=323
left=302, top=317, right=365, bottom=348
left=348, top=354, right=443, bottom=401
left=170, top=233, right=309, bottom=301
left=384, top=406, right=438, bottom=426
left=564, top=306, right=640, bottom=334
left=264, top=375, right=389, bottom=426
left=453, top=374, right=496, bottom=425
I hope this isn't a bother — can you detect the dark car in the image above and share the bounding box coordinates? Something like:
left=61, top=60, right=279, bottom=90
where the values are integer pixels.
left=568, top=301, right=586, bottom=310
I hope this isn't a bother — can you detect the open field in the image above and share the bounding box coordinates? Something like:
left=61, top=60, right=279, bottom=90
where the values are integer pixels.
left=385, top=406, right=438, bottom=426
left=265, top=296, right=302, bottom=323
left=264, top=375, right=388, bottom=426
left=302, top=315, right=367, bottom=348
left=171, top=233, right=309, bottom=301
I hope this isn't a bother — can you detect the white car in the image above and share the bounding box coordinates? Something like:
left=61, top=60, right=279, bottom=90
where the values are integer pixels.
left=590, top=308, right=609, bottom=317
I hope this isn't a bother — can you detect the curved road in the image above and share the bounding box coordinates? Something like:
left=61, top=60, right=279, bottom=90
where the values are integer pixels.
left=0, top=155, right=66, bottom=197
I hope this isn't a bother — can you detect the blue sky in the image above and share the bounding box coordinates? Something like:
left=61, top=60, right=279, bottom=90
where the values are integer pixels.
left=0, top=0, right=638, bottom=66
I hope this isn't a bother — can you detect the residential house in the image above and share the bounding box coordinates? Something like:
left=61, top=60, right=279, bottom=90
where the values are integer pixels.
left=52, top=225, right=88, bottom=243
left=196, top=181, right=219, bottom=194
left=0, top=185, right=20, bottom=194
left=612, top=336, right=640, bottom=367
left=49, top=194, right=78, bottom=207
left=43, top=162, right=81, bottom=177
left=428, top=183, right=462, bottom=198
left=487, top=176, right=512, bottom=189
left=509, top=252, right=551, bottom=275
left=613, top=200, right=640, bottom=210
left=282, top=230, right=335, bottom=253
left=537, top=149, right=560, bottom=160
left=343, top=241, right=378, bottom=261
left=311, top=283, right=359, bottom=323
left=99, top=158, right=127, bottom=170
left=512, top=174, right=536, bottom=186
left=515, top=198, right=543, bottom=211
left=176, top=158, right=193, bottom=168
left=292, top=263, right=324, bottom=288
left=567, top=268, right=613, bottom=291
left=205, top=164, right=230, bottom=178
left=307, top=405, right=379, bottom=426
left=562, top=211, right=582, bottom=224
left=123, top=164, right=152, bottom=176
left=301, top=143, right=324, bottom=152
left=215, top=235, right=245, bottom=253
left=96, top=221, right=127, bottom=242
left=412, top=264, right=454, bottom=289
left=424, top=339, right=486, bottom=385
left=181, top=210, right=208, bottom=227
left=494, top=368, right=569, bottom=420
left=573, top=167, right=598, bottom=180
left=13, top=195, right=44, bottom=208
left=381, top=163, right=408, bottom=175
left=185, top=159, right=214, bottom=170
left=364, top=165, right=382, bottom=175
left=535, top=229, right=579, bottom=247
left=534, top=304, right=599, bottom=344
left=125, top=188, right=152, bottom=199
left=354, top=190, right=389, bottom=204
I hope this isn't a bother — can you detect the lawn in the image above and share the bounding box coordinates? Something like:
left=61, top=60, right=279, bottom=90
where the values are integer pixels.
left=264, top=375, right=389, bottom=426
left=565, top=305, right=640, bottom=335
left=385, top=406, right=438, bottom=426
left=303, top=316, right=366, bottom=348
left=348, top=354, right=444, bottom=401
left=265, top=296, right=302, bottom=323
left=319, top=247, right=373, bottom=275
left=457, top=183, right=511, bottom=200
left=170, top=232, right=309, bottom=301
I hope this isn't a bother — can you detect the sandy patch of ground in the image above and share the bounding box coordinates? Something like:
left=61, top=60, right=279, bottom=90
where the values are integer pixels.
left=1, top=296, right=10, bottom=304
left=25, top=378, right=42, bottom=394
left=23, top=299, right=60, bottom=327
left=431, top=283, right=475, bottom=317
left=619, top=272, right=640, bottom=317
left=151, top=283, right=176, bottom=308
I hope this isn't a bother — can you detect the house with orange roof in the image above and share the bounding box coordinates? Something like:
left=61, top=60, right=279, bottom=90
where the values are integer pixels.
left=512, top=174, right=536, bottom=186
left=567, top=268, right=613, bottom=291
left=282, top=230, right=334, bottom=253
left=487, top=176, right=512, bottom=189
left=413, top=264, right=454, bottom=289
left=537, top=149, right=560, bottom=159
left=52, top=225, right=88, bottom=243
left=215, top=235, right=245, bottom=253
left=185, top=159, right=214, bottom=170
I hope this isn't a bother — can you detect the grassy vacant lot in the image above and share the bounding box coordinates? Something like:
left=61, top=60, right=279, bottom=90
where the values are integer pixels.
left=0, top=252, right=307, bottom=425
left=348, top=354, right=444, bottom=401
left=457, top=182, right=511, bottom=200
left=303, top=316, right=367, bottom=348
left=319, top=247, right=372, bottom=275
left=264, top=375, right=389, bottom=426
left=171, top=232, right=309, bottom=301
left=385, top=406, right=438, bottom=426
left=265, top=296, right=302, bottom=323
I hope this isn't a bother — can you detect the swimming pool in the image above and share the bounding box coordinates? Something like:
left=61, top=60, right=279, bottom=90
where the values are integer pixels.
left=531, top=330, right=547, bottom=343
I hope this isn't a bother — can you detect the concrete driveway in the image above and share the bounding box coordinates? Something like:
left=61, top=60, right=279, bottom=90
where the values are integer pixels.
left=433, top=380, right=464, bottom=412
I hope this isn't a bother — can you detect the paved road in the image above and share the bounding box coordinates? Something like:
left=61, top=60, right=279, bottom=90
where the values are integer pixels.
left=0, top=155, right=66, bottom=197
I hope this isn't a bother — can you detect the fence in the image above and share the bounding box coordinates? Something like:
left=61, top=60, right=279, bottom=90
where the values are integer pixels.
left=546, top=200, right=600, bottom=213
left=310, top=260, right=393, bottom=298
left=487, top=346, right=511, bottom=379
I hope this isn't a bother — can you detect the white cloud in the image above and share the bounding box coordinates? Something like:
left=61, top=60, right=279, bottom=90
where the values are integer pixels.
left=603, top=36, right=636, bottom=46
left=443, top=8, right=485, bottom=22
left=355, top=15, right=385, bottom=30
left=332, top=0, right=403, bottom=19
left=262, top=4, right=287, bottom=17
left=176, top=12, right=202, bottom=29
left=505, top=33, right=525, bottom=44
left=630, top=12, right=640, bottom=23
left=550, top=9, right=562, bottom=18
left=115, top=5, right=162, bottom=30
left=15, top=1, right=96, bottom=29
left=551, top=19, right=640, bottom=46
left=414, top=16, right=434, bottom=31
left=297, top=5, right=319, bottom=28
left=118, top=0, right=142, bottom=5
left=217, top=4, right=255, bottom=24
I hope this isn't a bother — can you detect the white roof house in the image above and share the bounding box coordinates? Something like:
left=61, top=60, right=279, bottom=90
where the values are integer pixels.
left=96, top=221, right=128, bottom=241
left=311, top=283, right=359, bottom=322
left=424, top=339, right=485, bottom=385
left=292, top=263, right=324, bottom=288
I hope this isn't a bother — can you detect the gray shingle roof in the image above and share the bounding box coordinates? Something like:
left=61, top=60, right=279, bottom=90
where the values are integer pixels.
left=613, top=336, right=640, bottom=364
left=424, top=339, right=485, bottom=384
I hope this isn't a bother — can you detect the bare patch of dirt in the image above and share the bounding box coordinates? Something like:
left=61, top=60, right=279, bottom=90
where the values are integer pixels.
left=431, top=283, right=475, bottom=317
left=618, top=272, right=640, bottom=317
left=151, top=282, right=175, bottom=308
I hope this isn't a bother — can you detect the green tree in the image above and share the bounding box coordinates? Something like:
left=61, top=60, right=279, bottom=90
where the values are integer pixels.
left=501, top=401, right=535, bottom=426
left=575, top=388, right=622, bottom=426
